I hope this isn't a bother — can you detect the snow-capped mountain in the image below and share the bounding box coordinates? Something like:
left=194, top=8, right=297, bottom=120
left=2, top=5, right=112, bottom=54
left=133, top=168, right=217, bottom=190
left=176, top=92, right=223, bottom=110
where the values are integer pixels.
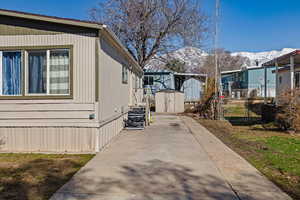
left=146, top=47, right=208, bottom=70
left=231, top=48, right=297, bottom=66
left=147, top=47, right=298, bottom=70
left=168, top=47, right=208, bottom=68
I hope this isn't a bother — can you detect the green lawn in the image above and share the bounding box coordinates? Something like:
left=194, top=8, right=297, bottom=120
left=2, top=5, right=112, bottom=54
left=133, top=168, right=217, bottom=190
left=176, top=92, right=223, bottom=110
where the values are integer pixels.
left=192, top=103, right=300, bottom=199
left=0, top=153, right=94, bottom=200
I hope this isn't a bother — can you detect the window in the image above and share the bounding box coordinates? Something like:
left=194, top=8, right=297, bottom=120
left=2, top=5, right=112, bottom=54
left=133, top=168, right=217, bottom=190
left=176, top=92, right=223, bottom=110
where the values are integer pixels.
left=28, top=51, right=47, bottom=94
left=122, top=65, right=128, bottom=84
left=49, top=50, right=70, bottom=95
left=0, top=51, right=22, bottom=96
left=135, top=76, right=138, bottom=89
left=0, top=46, right=71, bottom=98
left=279, top=76, right=282, bottom=85
left=27, top=49, right=70, bottom=95
left=144, top=76, right=154, bottom=86
left=296, top=72, right=300, bottom=88
left=138, top=77, right=142, bottom=88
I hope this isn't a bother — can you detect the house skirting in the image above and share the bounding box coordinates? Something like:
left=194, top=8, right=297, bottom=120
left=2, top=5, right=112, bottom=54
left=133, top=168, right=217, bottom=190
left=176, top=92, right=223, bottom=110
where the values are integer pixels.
left=0, top=114, right=126, bottom=153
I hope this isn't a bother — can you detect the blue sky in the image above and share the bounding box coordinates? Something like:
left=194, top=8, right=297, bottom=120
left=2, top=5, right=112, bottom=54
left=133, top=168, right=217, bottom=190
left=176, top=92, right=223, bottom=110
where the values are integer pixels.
left=1, top=0, right=300, bottom=52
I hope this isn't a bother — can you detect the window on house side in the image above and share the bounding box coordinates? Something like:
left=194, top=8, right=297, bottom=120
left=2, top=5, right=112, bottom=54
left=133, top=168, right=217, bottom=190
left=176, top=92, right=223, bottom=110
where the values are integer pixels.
left=149, top=76, right=154, bottom=85
left=144, top=76, right=154, bottom=86
left=122, top=65, right=128, bottom=84
left=295, top=72, right=300, bottom=88
left=143, top=77, right=148, bottom=86
left=279, top=76, right=282, bottom=85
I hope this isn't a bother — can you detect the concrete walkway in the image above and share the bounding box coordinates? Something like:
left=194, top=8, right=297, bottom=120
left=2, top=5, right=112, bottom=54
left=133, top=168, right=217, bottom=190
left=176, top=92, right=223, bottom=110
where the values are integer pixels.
left=51, top=114, right=291, bottom=200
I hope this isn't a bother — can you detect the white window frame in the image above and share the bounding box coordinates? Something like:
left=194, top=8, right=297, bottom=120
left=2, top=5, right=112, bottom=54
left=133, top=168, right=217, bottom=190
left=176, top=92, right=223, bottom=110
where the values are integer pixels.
left=25, top=49, right=70, bottom=96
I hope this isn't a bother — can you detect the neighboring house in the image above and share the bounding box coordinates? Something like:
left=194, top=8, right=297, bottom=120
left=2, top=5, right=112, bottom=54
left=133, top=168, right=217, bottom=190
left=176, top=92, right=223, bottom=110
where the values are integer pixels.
left=0, top=9, right=143, bottom=153
left=143, top=69, right=206, bottom=102
left=221, top=66, right=276, bottom=98
left=262, top=50, right=300, bottom=103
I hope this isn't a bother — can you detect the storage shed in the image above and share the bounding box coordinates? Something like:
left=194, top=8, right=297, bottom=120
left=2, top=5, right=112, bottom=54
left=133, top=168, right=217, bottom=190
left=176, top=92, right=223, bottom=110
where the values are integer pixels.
left=155, top=90, right=184, bottom=113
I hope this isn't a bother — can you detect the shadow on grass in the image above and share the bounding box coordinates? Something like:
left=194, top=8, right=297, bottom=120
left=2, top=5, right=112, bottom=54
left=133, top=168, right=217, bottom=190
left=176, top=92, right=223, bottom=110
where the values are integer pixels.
left=0, top=157, right=87, bottom=200
left=225, top=117, right=283, bottom=132
left=225, top=116, right=262, bottom=126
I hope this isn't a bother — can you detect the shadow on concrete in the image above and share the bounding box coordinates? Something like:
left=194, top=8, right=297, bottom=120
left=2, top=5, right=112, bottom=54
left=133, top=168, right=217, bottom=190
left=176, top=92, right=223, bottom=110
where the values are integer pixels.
left=55, top=159, right=243, bottom=200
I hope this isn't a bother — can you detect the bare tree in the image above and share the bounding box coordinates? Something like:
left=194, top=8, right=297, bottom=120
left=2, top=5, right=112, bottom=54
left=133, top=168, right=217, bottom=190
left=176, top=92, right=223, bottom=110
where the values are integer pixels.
left=89, top=0, right=208, bottom=68
left=194, top=49, right=250, bottom=77
left=164, top=59, right=186, bottom=73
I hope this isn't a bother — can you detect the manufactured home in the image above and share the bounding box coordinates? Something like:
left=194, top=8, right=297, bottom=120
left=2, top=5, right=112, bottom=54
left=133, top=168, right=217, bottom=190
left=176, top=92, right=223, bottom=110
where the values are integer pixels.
left=263, top=50, right=300, bottom=103
left=0, top=9, right=143, bottom=153
left=221, top=66, right=276, bottom=99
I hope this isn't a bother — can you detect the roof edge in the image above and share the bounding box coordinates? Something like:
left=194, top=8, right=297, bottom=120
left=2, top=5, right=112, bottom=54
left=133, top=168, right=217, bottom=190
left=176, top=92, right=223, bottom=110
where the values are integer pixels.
left=0, top=8, right=103, bottom=30
left=0, top=9, right=143, bottom=74
left=101, top=25, right=143, bottom=74
left=262, top=50, right=300, bottom=66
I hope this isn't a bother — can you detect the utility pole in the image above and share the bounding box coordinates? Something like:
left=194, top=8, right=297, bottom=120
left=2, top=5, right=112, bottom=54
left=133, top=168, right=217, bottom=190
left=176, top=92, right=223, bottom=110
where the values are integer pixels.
left=214, top=0, right=222, bottom=120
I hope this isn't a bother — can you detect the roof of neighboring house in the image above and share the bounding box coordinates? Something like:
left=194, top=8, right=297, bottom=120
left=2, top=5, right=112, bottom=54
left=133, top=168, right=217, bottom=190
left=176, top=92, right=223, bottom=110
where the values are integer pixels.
left=144, top=69, right=172, bottom=76
left=271, top=65, right=300, bottom=73
left=144, top=69, right=206, bottom=77
left=221, top=65, right=276, bottom=75
left=173, top=72, right=207, bottom=77
left=221, top=69, right=242, bottom=74
left=0, top=9, right=143, bottom=73
left=246, top=66, right=264, bottom=70
left=144, top=69, right=207, bottom=81
left=263, top=50, right=300, bottom=67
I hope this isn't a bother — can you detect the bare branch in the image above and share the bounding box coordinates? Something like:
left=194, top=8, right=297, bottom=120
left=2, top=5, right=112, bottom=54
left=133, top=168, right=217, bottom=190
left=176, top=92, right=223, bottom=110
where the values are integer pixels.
left=89, top=0, right=209, bottom=68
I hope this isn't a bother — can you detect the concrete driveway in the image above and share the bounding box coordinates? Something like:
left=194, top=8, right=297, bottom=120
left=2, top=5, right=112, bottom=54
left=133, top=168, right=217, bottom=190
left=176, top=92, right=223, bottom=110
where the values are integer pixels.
left=51, top=114, right=291, bottom=200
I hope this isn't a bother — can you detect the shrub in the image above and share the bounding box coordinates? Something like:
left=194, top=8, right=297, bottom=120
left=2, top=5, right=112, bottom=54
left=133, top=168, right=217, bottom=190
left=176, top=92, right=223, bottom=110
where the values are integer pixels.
left=276, top=89, right=300, bottom=132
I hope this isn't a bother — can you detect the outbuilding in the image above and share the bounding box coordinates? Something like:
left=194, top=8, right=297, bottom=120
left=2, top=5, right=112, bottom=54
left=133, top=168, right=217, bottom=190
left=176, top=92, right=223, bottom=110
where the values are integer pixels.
left=144, top=69, right=206, bottom=102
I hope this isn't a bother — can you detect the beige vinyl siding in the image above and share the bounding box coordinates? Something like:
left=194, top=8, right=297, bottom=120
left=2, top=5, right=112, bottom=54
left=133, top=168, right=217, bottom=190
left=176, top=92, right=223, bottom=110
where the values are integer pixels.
left=0, top=103, right=94, bottom=111
left=98, top=37, right=131, bottom=121
left=0, top=113, right=126, bottom=153
left=0, top=127, right=96, bottom=152
left=96, top=113, right=126, bottom=152
left=0, top=33, right=97, bottom=125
